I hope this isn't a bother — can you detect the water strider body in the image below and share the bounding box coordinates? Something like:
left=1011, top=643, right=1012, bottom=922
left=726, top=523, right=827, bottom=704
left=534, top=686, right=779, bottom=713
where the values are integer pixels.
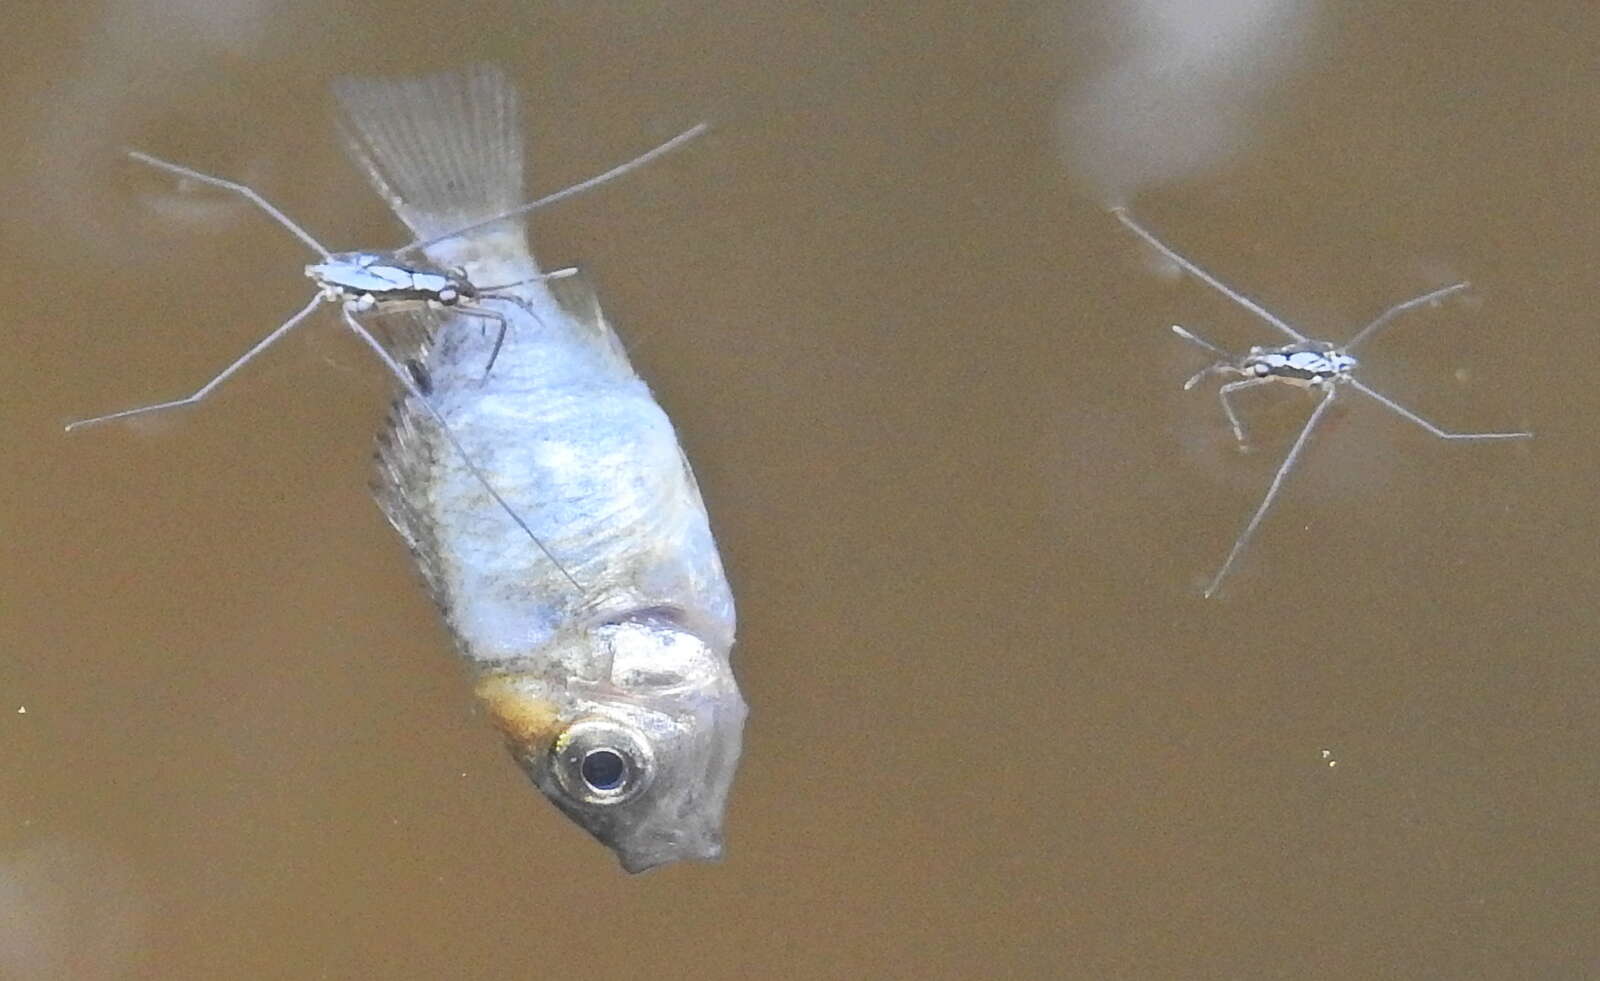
left=333, top=65, right=745, bottom=872
left=309, top=251, right=474, bottom=310
left=1171, top=331, right=1360, bottom=444
left=307, top=249, right=573, bottom=375
left=1213, top=341, right=1357, bottom=388
left=1113, top=207, right=1531, bottom=598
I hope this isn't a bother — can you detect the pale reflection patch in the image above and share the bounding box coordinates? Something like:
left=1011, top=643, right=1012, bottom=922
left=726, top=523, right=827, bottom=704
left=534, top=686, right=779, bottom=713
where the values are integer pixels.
left=1051, top=0, right=1321, bottom=199
left=0, top=838, right=148, bottom=980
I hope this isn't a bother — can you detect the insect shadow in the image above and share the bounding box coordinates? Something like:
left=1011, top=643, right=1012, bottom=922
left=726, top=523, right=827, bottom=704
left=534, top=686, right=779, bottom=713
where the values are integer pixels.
left=66, top=124, right=707, bottom=589
left=1113, top=208, right=1532, bottom=598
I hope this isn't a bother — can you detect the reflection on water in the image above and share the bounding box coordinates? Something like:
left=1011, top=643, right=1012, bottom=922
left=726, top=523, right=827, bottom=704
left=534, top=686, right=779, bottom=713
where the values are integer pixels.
left=1052, top=0, right=1320, bottom=203
left=14, top=0, right=275, bottom=259
left=0, top=838, right=147, bottom=980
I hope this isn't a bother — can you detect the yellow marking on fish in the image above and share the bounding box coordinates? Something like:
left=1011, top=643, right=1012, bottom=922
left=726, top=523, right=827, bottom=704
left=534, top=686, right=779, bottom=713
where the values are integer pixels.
left=474, top=675, right=561, bottom=750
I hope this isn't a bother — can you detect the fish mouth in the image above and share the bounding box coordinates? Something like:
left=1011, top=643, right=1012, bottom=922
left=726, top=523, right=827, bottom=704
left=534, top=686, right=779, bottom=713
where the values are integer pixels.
left=616, top=828, right=726, bottom=874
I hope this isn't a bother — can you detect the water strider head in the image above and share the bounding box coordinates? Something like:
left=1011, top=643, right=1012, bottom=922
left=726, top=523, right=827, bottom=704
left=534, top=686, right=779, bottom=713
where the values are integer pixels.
left=475, top=616, right=747, bottom=873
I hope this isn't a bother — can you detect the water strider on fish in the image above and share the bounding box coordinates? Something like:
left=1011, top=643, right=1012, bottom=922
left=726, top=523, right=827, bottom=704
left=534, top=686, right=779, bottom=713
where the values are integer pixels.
left=69, top=114, right=704, bottom=588
left=68, top=63, right=741, bottom=871
left=333, top=65, right=745, bottom=872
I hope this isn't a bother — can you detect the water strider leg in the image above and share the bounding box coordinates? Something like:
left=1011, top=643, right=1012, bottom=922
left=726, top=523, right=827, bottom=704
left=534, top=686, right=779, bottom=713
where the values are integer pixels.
left=1347, top=379, right=1532, bottom=440
left=442, top=305, right=511, bottom=379
left=1217, top=377, right=1276, bottom=444
left=1170, top=324, right=1234, bottom=360
left=1342, top=282, right=1471, bottom=353
left=338, top=312, right=583, bottom=592
left=1169, top=326, right=1235, bottom=390
left=400, top=122, right=711, bottom=254
left=471, top=267, right=579, bottom=292
left=65, top=295, right=326, bottom=431
left=1182, top=364, right=1222, bottom=391
left=469, top=272, right=582, bottom=375
left=443, top=269, right=583, bottom=379
left=1112, top=208, right=1309, bottom=343
left=126, top=151, right=332, bottom=259
left=1203, top=384, right=1338, bottom=599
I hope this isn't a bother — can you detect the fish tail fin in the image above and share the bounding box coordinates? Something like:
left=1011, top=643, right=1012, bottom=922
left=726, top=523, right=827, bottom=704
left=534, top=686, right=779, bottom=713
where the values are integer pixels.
left=332, top=64, right=526, bottom=245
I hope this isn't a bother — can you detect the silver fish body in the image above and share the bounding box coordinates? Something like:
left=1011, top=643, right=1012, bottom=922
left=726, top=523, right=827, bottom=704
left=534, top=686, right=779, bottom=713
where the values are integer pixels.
left=334, top=66, right=744, bottom=872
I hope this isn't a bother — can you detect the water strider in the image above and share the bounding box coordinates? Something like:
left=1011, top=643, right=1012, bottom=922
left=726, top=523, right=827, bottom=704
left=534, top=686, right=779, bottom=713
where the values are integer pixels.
left=1113, top=207, right=1532, bottom=598
left=74, top=125, right=701, bottom=411
left=68, top=102, right=705, bottom=588
left=72, top=64, right=742, bottom=871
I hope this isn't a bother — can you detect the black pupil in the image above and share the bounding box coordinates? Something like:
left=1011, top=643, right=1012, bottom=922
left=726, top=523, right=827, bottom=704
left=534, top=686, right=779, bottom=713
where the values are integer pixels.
left=581, top=750, right=627, bottom=791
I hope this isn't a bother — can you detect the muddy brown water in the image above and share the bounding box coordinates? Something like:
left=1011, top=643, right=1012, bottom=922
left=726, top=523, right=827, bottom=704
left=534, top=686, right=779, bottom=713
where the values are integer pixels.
left=2, top=2, right=1597, bottom=977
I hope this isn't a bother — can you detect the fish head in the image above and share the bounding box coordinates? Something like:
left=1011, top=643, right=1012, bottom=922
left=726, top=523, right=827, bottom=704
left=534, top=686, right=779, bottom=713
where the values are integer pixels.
left=476, top=618, right=747, bottom=873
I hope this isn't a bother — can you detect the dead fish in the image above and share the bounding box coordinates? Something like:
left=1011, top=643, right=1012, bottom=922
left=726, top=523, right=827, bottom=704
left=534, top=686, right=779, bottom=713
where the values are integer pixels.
left=333, top=65, right=746, bottom=872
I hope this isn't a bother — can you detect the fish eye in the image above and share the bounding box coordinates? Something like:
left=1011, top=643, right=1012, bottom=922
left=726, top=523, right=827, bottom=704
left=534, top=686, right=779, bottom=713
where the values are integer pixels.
left=551, top=718, right=654, bottom=804
left=581, top=749, right=627, bottom=791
